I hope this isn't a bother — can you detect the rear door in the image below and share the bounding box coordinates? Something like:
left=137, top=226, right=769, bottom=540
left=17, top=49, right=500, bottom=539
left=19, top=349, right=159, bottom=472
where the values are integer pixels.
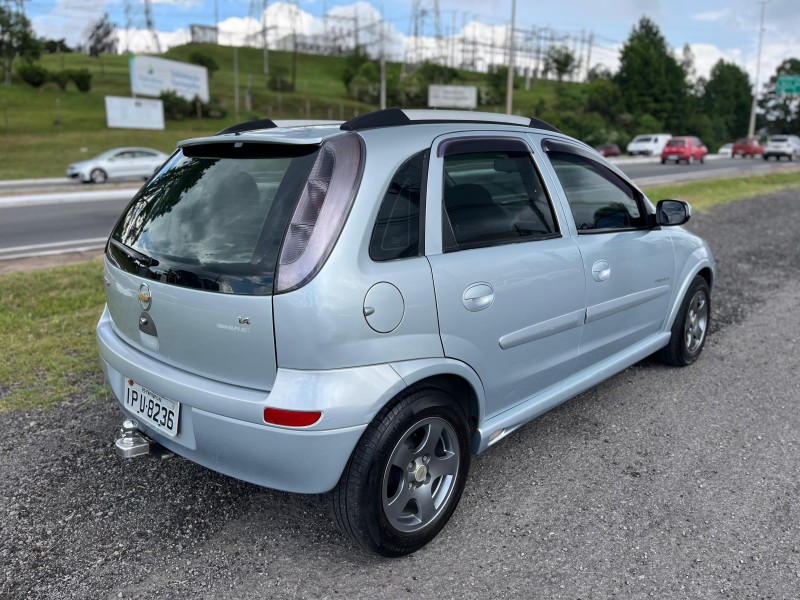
left=539, top=138, right=675, bottom=371
left=425, top=133, right=586, bottom=419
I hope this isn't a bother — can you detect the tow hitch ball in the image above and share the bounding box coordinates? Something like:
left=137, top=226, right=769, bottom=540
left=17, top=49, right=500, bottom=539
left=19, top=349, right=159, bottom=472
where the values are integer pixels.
left=114, top=419, right=151, bottom=458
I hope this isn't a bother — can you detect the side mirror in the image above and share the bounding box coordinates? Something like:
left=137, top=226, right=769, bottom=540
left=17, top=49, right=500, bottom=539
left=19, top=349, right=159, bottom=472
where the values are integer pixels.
left=656, top=199, right=691, bottom=226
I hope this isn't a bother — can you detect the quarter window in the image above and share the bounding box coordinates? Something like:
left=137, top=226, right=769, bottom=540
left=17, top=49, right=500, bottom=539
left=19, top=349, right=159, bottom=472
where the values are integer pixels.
left=547, top=150, right=646, bottom=232
left=441, top=147, right=558, bottom=251
left=369, top=151, right=425, bottom=261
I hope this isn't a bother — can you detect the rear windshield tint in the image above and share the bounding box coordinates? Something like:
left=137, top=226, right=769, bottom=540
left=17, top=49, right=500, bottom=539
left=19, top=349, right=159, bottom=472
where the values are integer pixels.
left=109, top=144, right=319, bottom=295
left=769, top=137, right=788, bottom=143
left=666, top=139, right=686, bottom=147
left=632, top=136, right=651, bottom=143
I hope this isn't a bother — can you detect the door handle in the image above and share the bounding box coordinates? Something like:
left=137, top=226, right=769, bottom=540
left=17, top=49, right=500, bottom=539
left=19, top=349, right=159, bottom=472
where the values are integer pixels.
left=463, top=283, right=495, bottom=312
left=592, top=260, right=611, bottom=282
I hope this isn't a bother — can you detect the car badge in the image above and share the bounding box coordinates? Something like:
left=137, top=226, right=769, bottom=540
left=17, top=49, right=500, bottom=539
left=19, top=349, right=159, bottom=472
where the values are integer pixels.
left=137, top=283, right=152, bottom=311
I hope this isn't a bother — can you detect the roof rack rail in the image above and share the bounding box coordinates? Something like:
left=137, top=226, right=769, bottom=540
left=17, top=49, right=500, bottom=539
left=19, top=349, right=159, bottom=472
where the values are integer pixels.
left=216, top=119, right=278, bottom=136
left=340, top=108, right=560, bottom=134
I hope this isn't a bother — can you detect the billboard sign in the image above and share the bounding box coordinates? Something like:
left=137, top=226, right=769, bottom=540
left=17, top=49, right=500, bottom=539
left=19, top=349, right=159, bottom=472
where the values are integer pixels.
left=428, top=85, right=478, bottom=109
left=105, top=96, right=165, bottom=130
left=130, top=55, right=209, bottom=103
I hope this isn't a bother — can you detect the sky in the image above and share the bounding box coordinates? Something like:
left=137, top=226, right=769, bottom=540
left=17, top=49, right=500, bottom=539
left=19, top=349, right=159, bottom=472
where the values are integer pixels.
left=26, top=0, right=800, bottom=90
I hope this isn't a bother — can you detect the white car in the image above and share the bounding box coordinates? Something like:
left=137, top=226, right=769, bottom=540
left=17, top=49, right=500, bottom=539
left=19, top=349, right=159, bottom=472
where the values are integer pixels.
left=717, top=143, right=733, bottom=157
left=626, top=133, right=672, bottom=156
left=66, top=147, right=169, bottom=184
left=763, top=135, right=800, bottom=161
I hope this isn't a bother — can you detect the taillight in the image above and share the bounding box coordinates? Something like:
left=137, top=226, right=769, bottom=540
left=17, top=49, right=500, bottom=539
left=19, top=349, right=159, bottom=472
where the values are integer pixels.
left=263, top=407, right=323, bottom=427
left=275, top=134, right=364, bottom=293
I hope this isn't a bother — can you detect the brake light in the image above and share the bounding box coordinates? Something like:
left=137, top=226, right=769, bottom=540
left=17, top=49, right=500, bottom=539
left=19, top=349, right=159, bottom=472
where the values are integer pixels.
left=275, top=134, right=364, bottom=293
left=263, top=407, right=323, bottom=427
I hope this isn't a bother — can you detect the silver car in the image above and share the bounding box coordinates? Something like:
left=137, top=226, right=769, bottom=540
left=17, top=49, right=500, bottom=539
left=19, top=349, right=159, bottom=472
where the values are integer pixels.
left=98, top=109, right=715, bottom=556
left=66, top=147, right=169, bottom=183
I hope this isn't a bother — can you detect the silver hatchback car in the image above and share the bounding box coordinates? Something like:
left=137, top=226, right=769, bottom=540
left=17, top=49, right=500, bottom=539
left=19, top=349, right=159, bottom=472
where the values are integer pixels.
left=98, top=109, right=715, bottom=556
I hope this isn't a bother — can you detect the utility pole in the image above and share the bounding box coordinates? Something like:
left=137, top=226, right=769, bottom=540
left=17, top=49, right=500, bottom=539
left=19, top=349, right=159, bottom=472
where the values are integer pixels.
left=234, top=46, right=240, bottom=121
left=505, top=0, right=516, bottom=114
left=747, top=0, right=769, bottom=142
left=268, top=0, right=269, bottom=75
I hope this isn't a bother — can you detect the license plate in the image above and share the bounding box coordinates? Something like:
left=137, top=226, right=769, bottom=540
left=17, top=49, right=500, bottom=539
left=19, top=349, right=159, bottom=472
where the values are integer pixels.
left=124, top=379, right=180, bottom=437
left=666, top=155, right=680, bottom=161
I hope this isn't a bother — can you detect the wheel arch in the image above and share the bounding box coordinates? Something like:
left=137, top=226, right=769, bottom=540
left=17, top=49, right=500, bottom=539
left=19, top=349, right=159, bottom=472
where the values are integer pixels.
left=664, top=257, right=714, bottom=332
left=390, top=359, right=486, bottom=443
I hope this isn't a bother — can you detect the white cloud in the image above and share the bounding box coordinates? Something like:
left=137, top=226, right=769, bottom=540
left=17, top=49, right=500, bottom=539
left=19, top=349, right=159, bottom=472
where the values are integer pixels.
left=691, top=10, right=730, bottom=22
left=31, top=0, right=108, bottom=47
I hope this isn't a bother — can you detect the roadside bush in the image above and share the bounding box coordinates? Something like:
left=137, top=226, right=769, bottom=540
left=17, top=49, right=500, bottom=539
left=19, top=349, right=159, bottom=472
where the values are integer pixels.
left=160, top=90, right=191, bottom=120
left=199, top=96, right=227, bottom=119
left=17, top=63, right=49, bottom=88
left=50, top=70, right=71, bottom=91
left=68, top=69, right=92, bottom=92
left=268, top=66, right=294, bottom=92
left=188, top=51, right=219, bottom=78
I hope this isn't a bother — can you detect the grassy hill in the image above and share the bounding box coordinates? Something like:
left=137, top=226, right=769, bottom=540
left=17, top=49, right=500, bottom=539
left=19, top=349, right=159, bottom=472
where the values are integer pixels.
left=0, top=44, right=560, bottom=180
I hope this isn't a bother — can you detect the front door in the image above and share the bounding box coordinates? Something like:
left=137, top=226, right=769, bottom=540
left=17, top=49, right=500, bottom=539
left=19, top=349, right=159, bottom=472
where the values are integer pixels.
left=540, top=139, right=675, bottom=371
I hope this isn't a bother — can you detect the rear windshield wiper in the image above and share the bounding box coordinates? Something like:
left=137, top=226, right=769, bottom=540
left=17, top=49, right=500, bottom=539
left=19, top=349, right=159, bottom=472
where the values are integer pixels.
left=110, top=238, right=159, bottom=268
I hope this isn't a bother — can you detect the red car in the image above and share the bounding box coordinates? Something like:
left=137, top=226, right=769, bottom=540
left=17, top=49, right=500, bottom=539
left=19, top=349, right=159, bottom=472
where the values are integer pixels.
left=595, top=143, right=621, bottom=157
left=732, top=137, right=764, bottom=158
left=661, top=136, right=708, bottom=165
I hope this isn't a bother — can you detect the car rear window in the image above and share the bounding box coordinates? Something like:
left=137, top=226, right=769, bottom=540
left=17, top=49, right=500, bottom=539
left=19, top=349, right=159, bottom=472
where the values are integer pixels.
left=666, top=139, right=686, bottom=147
left=109, top=143, right=320, bottom=295
left=633, top=136, right=651, bottom=143
left=770, top=137, right=788, bottom=143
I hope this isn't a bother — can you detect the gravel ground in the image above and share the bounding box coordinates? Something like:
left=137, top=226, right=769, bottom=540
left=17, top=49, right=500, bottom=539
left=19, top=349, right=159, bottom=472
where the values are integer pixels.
left=2, top=189, right=800, bottom=599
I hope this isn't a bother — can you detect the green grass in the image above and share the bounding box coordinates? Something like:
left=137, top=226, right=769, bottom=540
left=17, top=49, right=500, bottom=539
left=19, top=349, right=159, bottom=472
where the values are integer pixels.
left=0, top=44, right=559, bottom=179
left=0, top=260, right=107, bottom=412
left=642, top=171, right=800, bottom=212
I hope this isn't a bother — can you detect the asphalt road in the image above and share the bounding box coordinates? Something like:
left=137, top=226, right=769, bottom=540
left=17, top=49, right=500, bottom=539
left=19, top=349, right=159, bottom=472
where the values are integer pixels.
left=1, top=187, right=799, bottom=599
left=2, top=156, right=799, bottom=261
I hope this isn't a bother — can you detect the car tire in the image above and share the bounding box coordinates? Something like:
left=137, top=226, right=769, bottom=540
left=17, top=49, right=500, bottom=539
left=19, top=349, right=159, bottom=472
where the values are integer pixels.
left=90, top=169, right=108, bottom=184
left=330, top=387, right=471, bottom=557
left=661, top=158, right=666, bottom=165
left=659, top=275, right=710, bottom=367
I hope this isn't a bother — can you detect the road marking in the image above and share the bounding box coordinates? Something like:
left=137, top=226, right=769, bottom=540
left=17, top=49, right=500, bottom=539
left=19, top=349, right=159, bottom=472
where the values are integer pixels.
left=0, top=237, right=107, bottom=260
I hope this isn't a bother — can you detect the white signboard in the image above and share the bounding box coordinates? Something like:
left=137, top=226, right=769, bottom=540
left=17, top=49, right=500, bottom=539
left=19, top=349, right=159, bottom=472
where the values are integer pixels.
left=428, top=85, right=478, bottom=110
left=105, top=96, right=165, bottom=130
left=130, top=56, right=209, bottom=103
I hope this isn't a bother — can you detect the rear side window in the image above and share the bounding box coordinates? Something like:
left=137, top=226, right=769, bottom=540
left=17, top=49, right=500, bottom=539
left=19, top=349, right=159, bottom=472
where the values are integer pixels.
left=442, top=147, right=559, bottom=251
left=109, top=144, right=320, bottom=295
left=370, top=151, right=426, bottom=261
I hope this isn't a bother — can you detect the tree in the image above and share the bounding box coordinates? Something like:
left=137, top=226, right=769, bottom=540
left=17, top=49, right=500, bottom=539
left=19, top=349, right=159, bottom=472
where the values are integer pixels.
left=84, top=14, right=116, bottom=74
left=758, top=58, right=800, bottom=134
left=341, top=45, right=370, bottom=93
left=42, top=38, right=72, bottom=54
left=703, top=60, right=752, bottom=141
left=544, top=46, right=578, bottom=83
left=0, top=6, right=41, bottom=85
left=615, top=17, right=687, bottom=133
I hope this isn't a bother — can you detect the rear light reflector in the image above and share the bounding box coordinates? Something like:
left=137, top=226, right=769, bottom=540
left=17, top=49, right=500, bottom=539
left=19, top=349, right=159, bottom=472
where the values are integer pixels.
left=263, top=407, right=322, bottom=427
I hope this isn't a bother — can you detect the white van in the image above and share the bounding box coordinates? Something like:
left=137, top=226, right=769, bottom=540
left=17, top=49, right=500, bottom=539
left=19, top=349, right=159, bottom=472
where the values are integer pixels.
left=626, top=133, right=672, bottom=156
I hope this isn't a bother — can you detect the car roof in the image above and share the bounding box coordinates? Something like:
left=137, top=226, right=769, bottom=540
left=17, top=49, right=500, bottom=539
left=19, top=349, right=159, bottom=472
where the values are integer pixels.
left=178, top=109, right=564, bottom=150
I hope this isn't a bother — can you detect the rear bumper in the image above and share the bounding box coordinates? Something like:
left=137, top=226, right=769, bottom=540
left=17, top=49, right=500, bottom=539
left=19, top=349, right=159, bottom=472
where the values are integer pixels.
left=96, top=307, right=393, bottom=493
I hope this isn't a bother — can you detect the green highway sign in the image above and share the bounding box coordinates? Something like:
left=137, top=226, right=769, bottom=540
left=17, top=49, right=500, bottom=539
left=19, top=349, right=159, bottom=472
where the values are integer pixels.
left=776, top=75, right=800, bottom=95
